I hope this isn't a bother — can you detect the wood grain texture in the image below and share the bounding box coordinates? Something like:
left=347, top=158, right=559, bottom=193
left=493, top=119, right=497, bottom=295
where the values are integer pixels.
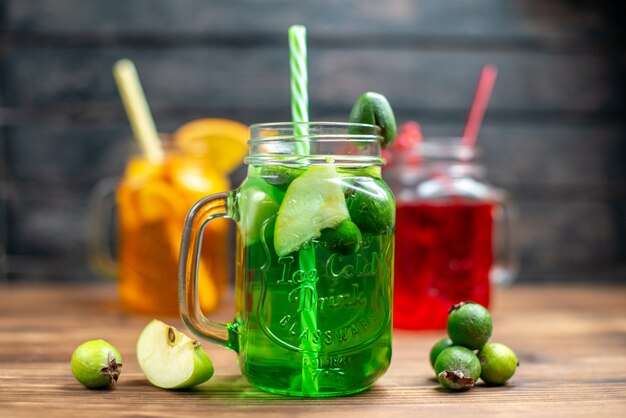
left=5, top=122, right=625, bottom=188
left=3, top=119, right=624, bottom=282
left=4, top=196, right=622, bottom=279
left=4, top=0, right=621, bottom=42
left=0, top=1, right=624, bottom=283
left=4, top=47, right=621, bottom=113
left=0, top=285, right=624, bottom=417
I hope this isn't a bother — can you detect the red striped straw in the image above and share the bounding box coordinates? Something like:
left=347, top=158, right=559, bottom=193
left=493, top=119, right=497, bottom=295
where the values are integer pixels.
left=462, top=64, right=498, bottom=146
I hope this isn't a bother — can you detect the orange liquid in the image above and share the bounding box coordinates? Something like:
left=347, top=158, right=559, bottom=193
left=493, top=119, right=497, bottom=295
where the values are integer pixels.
left=116, top=154, right=229, bottom=315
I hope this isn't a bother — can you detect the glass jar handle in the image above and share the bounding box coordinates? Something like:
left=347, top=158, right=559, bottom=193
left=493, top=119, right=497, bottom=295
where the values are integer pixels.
left=179, top=191, right=239, bottom=352
left=491, top=188, right=519, bottom=286
left=87, top=177, right=119, bottom=279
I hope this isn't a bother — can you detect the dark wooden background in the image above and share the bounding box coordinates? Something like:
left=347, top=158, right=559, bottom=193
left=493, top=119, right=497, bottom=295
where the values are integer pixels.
left=0, top=0, right=624, bottom=283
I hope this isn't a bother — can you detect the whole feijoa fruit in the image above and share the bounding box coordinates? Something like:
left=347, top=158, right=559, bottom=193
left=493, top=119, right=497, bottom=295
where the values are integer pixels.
left=434, top=346, right=481, bottom=391
left=429, top=337, right=454, bottom=369
left=345, top=177, right=395, bottom=234
left=447, top=301, right=493, bottom=350
left=478, top=342, right=518, bottom=385
left=71, top=339, right=123, bottom=389
left=348, top=91, right=397, bottom=148
left=319, top=220, right=362, bottom=255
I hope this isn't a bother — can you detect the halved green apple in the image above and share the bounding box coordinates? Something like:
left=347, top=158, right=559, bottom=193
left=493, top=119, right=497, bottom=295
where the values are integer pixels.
left=137, top=320, right=214, bottom=389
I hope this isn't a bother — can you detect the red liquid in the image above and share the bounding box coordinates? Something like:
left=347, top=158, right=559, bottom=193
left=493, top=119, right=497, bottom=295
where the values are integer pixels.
left=393, top=200, right=493, bottom=330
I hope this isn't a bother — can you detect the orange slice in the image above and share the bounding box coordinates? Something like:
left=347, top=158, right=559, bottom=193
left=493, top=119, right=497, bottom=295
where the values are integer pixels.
left=165, top=154, right=230, bottom=203
left=124, top=156, right=165, bottom=185
left=117, top=159, right=165, bottom=230
left=137, top=180, right=187, bottom=223
left=173, top=118, right=249, bottom=174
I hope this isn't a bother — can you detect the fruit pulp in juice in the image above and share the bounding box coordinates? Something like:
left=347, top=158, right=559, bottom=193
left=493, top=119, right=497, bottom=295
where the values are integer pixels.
left=234, top=165, right=394, bottom=396
left=117, top=155, right=229, bottom=315
left=393, top=200, right=493, bottom=330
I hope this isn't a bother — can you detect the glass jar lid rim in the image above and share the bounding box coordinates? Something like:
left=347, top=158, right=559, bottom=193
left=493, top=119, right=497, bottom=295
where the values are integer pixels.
left=249, top=122, right=383, bottom=144
left=416, top=137, right=478, bottom=150
left=250, top=121, right=380, bottom=130
left=396, top=137, right=481, bottom=160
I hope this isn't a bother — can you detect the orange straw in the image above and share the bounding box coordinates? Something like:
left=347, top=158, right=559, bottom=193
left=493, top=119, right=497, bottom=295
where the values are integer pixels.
left=462, top=64, right=498, bottom=146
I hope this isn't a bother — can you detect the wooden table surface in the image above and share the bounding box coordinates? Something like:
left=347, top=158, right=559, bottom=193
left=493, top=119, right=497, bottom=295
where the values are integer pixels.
left=0, top=284, right=625, bottom=417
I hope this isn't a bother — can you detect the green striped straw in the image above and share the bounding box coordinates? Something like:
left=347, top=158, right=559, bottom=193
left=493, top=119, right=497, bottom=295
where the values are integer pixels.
left=299, top=243, right=319, bottom=393
left=289, top=24, right=319, bottom=394
left=289, top=25, right=310, bottom=155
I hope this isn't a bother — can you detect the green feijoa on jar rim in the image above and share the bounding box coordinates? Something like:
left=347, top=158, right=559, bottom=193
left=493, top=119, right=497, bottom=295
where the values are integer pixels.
left=478, top=342, right=518, bottom=385
left=344, top=177, right=395, bottom=234
left=259, top=164, right=305, bottom=189
left=319, top=219, right=362, bottom=255
left=447, top=301, right=493, bottom=350
left=70, top=339, right=123, bottom=389
left=429, top=337, right=454, bottom=369
left=348, top=92, right=397, bottom=148
left=434, top=346, right=481, bottom=391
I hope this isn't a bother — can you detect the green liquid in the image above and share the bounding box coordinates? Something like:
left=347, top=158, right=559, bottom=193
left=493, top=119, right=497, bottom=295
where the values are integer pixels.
left=233, top=165, right=394, bottom=397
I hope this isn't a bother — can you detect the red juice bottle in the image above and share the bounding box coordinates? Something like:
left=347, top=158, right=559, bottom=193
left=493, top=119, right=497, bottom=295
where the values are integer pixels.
left=384, top=135, right=517, bottom=330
